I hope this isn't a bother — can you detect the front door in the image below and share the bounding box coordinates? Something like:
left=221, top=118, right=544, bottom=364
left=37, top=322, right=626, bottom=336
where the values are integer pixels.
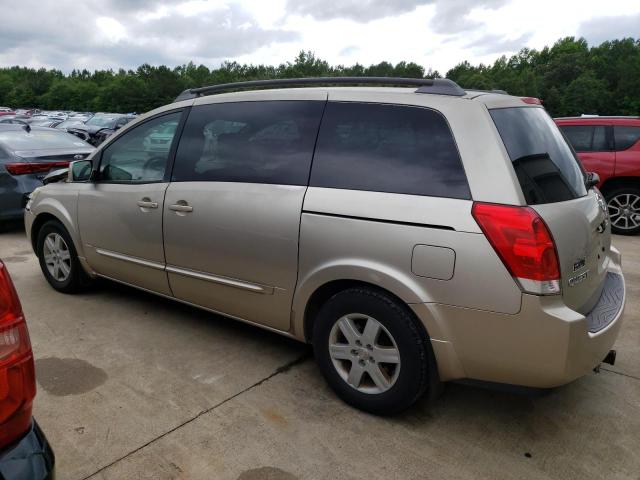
left=78, top=110, right=184, bottom=295
left=163, top=97, right=326, bottom=331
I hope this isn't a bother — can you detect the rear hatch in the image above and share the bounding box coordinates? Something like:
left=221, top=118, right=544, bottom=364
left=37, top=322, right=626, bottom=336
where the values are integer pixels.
left=490, top=106, right=610, bottom=314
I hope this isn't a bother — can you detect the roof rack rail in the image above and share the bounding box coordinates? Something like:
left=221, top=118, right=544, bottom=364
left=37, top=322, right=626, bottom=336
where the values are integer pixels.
left=174, top=77, right=466, bottom=102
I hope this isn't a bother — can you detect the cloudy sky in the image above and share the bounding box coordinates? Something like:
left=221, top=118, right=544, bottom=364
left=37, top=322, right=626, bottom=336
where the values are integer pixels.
left=1, top=0, right=639, bottom=74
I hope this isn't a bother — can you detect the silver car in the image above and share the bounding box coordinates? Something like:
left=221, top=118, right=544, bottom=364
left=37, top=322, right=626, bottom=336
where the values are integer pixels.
left=25, top=78, right=626, bottom=414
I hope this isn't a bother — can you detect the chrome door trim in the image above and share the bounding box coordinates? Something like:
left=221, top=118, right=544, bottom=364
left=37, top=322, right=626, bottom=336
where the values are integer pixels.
left=166, top=265, right=274, bottom=294
left=93, top=247, right=273, bottom=294
left=95, top=273, right=294, bottom=338
left=94, top=247, right=166, bottom=271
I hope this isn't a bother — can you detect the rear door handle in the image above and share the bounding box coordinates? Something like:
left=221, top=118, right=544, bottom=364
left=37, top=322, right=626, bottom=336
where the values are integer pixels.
left=137, top=200, right=158, bottom=209
left=169, top=203, right=193, bottom=213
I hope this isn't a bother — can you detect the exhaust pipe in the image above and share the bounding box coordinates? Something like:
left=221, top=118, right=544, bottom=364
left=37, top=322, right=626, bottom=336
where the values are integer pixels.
left=603, top=349, right=616, bottom=366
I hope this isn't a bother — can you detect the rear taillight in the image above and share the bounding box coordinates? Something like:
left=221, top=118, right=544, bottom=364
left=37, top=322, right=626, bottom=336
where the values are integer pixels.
left=0, top=261, right=35, bottom=449
left=5, top=161, right=69, bottom=175
left=472, top=203, right=561, bottom=295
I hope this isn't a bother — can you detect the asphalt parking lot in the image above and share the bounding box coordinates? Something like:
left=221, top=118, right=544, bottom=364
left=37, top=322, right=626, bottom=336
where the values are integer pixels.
left=1, top=224, right=639, bottom=480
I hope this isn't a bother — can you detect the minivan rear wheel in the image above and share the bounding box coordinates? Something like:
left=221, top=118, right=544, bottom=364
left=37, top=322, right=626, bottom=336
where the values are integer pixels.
left=312, top=287, right=434, bottom=414
left=36, top=220, right=92, bottom=293
left=605, top=187, right=640, bottom=235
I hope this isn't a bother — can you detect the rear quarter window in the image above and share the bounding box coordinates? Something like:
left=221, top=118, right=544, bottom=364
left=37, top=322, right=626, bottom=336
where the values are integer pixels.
left=490, top=107, right=587, bottom=205
left=614, top=126, right=640, bottom=151
left=309, top=102, right=470, bottom=199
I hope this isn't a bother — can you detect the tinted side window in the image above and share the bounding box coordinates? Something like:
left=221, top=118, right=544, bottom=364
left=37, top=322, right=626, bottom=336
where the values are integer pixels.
left=99, top=112, right=181, bottom=183
left=560, top=125, right=608, bottom=152
left=310, top=102, right=470, bottom=199
left=614, top=126, right=640, bottom=151
left=172, top=101, right=324, bottom=185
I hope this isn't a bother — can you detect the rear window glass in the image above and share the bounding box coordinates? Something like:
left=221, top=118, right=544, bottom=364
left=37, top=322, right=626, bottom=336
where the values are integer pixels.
left=310, top=102, right=470, bottom=199
left=560, top=125, right=608, bottom=152
left=614, top=126, right=640, bottom=151
left=0, top=129, right=91, bottom=151
left=490, top=107, right=586, bottom=205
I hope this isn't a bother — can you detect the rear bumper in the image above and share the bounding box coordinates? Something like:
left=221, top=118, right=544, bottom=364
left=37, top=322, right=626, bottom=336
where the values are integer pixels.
left=0, top=174, right=42, bottom=221
left=0, top=420, right=55, bottom=480
left=413, top=250, right=626, bottom=388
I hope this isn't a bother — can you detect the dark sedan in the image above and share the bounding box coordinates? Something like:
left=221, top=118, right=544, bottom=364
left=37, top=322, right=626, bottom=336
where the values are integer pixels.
left=0, top=125, right=94, bottom=221
left=67, top=113, right=133, bottom=146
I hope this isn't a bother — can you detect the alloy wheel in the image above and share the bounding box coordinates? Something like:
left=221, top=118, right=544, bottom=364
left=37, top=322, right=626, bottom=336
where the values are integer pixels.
left=43, top=233, right=72, bottom=282
left=328, top=313, right=401, bottom=394
left=608, top=193, right=640, bottom=231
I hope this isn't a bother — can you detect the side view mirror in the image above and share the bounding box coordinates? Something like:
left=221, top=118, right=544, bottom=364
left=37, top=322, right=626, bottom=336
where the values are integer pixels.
left=586, top=171, right=600, bottom=189
left=68, top=159, right=93, bottom=182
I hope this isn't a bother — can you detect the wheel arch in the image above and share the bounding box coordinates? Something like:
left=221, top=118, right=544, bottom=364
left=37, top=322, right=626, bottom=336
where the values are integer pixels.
left=29, top=198, right=83, bottom=260
left=599, top=176, right=640, bottom=196
left=293, top=266, right=432, bottom=344
left=30, top=212, right=60, bottom=251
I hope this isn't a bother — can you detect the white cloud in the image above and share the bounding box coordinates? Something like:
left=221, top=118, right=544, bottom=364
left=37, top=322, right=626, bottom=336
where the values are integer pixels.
left=95, top=17, right=128, bottom=43
left=0, top=0, right=639, bottom=73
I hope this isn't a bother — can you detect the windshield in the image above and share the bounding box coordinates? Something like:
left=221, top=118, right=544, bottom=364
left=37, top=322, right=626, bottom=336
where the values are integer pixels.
left=86, top=116, right=118, bottom=128
left=490, top=107, right=587, bottom=205
left=0, top=129, right=92, bottom=150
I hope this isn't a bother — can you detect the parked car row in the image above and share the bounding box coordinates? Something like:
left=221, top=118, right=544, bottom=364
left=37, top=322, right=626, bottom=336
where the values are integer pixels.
left=0, top=109, right=136, bottom=147
left=22, top=77, right=626, bottom=416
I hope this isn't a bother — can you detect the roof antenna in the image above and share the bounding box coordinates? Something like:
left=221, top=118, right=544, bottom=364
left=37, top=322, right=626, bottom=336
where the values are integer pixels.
left=22, top=123, right=31, bottom=133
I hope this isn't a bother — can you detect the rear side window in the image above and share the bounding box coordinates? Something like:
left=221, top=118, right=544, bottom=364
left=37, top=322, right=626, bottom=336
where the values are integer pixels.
left=614, top=126, right=640, bottom=151
left=310, top=102, right=470, bottom=199
left=560, top=125, right=608, bottom=152
left=490, top=107, right=587, bottom=205
left=172, top=101, right=324, bottom=185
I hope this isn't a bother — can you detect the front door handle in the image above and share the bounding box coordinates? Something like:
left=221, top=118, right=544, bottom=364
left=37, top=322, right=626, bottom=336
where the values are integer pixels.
left=169, top=203, right=193, bottom=213
left=137, top=199, right=158, bottom=209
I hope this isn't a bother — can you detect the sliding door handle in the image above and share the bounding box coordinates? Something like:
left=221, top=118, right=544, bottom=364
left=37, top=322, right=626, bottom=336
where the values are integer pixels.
left=169, top=203, right=193, bottom=213
left=137, top=199, right=158, bottom=209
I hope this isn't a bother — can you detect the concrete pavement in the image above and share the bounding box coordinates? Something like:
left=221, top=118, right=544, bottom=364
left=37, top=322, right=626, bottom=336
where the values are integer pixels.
left=1, top=225, right=638, bottom=480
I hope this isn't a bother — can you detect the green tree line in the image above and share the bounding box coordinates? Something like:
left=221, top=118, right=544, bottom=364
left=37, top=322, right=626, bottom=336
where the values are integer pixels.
left=0, top=37, right=638, bottom=116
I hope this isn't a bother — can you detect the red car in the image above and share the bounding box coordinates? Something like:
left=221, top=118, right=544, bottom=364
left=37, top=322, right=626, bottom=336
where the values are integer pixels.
left=0, top=108, right=15, bottom=117
left=0, top=260, right=55, bottom=479
left=555, top=116, right=640, bottom=235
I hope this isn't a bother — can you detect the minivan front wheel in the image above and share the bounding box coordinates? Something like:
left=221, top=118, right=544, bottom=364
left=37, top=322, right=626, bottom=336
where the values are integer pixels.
left=313, top=287, right=434, bottom=414
left=36, top=220, right=92, bottom=293
left=606, top=187, right=640, bottom=235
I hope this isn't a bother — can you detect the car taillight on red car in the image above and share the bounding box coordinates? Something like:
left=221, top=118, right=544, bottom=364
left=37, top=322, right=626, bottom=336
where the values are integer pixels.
left=5, top=161, right=69, bottom=175
left=0, top=261, right=36, bottom=449
left=472, top=203, right=561, bottom=295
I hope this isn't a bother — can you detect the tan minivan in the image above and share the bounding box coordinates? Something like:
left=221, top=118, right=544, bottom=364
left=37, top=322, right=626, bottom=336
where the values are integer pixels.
left=25, top=78, right=626, bottom=414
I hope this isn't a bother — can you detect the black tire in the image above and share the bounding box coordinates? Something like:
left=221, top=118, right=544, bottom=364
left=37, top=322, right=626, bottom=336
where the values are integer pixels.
left=604, top=187, right=640, bottom=235
left=312, top=287, right=436, bottom=415
left=36, top=220, right=93, bottom=293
